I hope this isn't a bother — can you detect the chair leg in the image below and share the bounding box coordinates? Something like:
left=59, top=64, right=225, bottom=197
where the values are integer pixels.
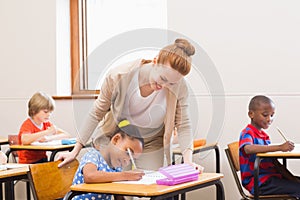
left=26, top=181, right=31, bottom=200
left=0, top=183, right=3, bottom=200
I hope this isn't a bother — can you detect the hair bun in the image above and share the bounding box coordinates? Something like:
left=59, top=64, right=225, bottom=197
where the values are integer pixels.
left=175, top=38, right=195, bottom=56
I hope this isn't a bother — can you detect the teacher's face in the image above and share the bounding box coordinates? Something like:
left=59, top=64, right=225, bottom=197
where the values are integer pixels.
left=149, top=63, right=183, bottom=91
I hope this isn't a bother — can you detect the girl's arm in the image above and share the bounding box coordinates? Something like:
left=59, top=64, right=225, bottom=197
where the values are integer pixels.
left=82, top=163, right=144, bottom=183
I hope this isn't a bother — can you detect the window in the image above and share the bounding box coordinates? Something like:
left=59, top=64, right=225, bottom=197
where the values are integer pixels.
left=70, top=0, right=167, bottom=95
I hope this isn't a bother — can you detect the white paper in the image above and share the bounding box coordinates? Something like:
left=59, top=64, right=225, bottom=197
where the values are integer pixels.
left=31, top=140, right=62, bottom=146
left=115, top=170, right=167, bottom=185
left=5, top=163, right=28, bottom=169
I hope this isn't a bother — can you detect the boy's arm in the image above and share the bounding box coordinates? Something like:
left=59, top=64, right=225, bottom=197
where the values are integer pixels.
left=243, top=141, right=294, bottom=154
left=82, top=163, right=144, bottom=183
left=21, top=125, right=57, bottom=145
left=43, top=127, right=71, bottom=141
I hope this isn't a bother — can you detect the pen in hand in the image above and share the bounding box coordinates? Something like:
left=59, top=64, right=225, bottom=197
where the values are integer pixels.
left=127, top=148, right=137, bottom=170
left=276, top=127, right=288, bottom=142
left=276, top=127, right=295, bottom=151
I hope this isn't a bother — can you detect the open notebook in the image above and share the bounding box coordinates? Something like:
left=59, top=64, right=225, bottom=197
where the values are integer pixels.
left=31, top=138, right=76, bottom=146
left=115, top=170, right=167, bottom=185
left=115, top=164, right=199, bottom=185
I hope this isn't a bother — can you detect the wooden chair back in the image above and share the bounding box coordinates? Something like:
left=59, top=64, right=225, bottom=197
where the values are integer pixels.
left=8, top=134, right=19, bottom=162
left=225, top=141, right=296, bottom=200
left=28, top=159, right=79, bottom=200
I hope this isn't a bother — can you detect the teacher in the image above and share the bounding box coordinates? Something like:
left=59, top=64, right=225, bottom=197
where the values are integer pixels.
left=58, top=38, right=202, bottom=171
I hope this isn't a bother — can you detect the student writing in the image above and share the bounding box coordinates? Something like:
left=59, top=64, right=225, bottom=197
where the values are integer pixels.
left=18, top=91, right=71, bottom=164
left=239, top=95, right=300, bottom=197
left=69, top=120, right=144, bottom=200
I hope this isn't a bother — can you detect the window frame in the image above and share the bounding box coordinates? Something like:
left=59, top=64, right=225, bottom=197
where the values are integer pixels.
left=70, top=0, right=167, bottom=95
left=70, top=0, right=99, bottom=95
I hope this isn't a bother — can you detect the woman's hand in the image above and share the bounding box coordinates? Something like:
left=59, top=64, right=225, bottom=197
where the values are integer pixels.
left=56, top=151, right=76, bottom=168
left=57, top=142, right=83, bottom=168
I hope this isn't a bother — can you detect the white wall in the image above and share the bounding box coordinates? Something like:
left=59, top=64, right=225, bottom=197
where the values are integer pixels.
left=1, top=0, right=300, bottom=199
left=168, top=0, right=300, bottom=199
left=0, top=0, right=57, bottom=134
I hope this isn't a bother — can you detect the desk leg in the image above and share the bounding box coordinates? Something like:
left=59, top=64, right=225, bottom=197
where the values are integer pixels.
left=180, top=193, right=185, bottom=200
left=5, top=181, right=14, bottom=200
left=49, top=150, right=60, bottom=161
left=214, top=146, right=220, bottom=173
left=283, top=158, right=287, bottom=167
left=26, top=181, right=31, bottom=200
left=254, top=156, right=261, bottom=200
left=0, top=183, right=3, bottom=200
left=64, top=191, right=81, bottom=200
left=215, top=180, right=225, bottom=200
left=5, top=148, right=12, bottom=160
left=172, top=154, right=175, bottom=165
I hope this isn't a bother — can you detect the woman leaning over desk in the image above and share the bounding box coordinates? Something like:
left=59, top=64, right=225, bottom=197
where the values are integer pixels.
left=58, top=38, right=203, bottom=171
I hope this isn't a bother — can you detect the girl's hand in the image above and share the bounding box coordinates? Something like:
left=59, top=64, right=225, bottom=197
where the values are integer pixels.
left=122, top=170, right=145, bottom=181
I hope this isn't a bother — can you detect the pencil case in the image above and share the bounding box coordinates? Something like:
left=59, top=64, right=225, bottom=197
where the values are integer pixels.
left=156, top=163, right=199, bottom=186
left=61, top=138, right=76, bottom=145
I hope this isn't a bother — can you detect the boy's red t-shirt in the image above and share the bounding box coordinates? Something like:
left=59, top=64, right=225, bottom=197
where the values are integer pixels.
left=17, top=118, right=52, bottom=164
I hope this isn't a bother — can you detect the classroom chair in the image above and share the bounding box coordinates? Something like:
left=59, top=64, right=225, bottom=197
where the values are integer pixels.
left=172, top=139, right=220, bottom=173
left=27, top=159, right=79, bottom=200
left=225, top=141, right=296, bottom=200
left=7, top=134, right=19, bottom=163
left=6, top=134, right=32, bottom=200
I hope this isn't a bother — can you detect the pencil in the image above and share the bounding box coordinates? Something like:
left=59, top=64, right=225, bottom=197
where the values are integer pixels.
left=276, top=127, right=288, bottom=142
left=127, top=148, right=137, bottom=170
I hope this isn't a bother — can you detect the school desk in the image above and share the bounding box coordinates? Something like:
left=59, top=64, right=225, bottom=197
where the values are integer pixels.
left=172, top=142, right=220, bottom=173
left=5, top=144, right=75, bottom=161
left=0, top=137, right=9, bottom=150
left=254, top=145, right=300, bottom=200
left=64, top=173, right=225, bottom=200
left=0, top=163, right=29, bottom=200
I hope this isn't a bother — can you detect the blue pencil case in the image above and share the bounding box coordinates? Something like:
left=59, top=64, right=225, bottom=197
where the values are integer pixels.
left=156, top=163, right=199, bottom=186
left=61, top=138, right=76, bottom=145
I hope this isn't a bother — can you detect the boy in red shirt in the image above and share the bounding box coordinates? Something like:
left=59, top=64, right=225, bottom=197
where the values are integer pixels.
left=18, top=92, right=71, bottom=163
left=239, top=95, right=300, bottom=197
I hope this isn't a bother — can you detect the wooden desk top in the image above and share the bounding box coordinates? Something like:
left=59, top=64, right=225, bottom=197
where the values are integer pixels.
left=0, top=164, right=29, bottom=179
left=257, top=151, right=300, bottom=157
left=70, top=173, right=224, bottom=196
left=0, top=138, right=9, bottom=145
left=173, top=142, right=218, bottom=154
left=257, top=144, right=300, bottom=157
left=8, top=144, right=75, bottom=150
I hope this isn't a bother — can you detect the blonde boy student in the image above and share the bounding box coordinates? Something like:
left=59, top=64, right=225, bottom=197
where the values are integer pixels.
left=18, top=91, right=71, bottom=164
